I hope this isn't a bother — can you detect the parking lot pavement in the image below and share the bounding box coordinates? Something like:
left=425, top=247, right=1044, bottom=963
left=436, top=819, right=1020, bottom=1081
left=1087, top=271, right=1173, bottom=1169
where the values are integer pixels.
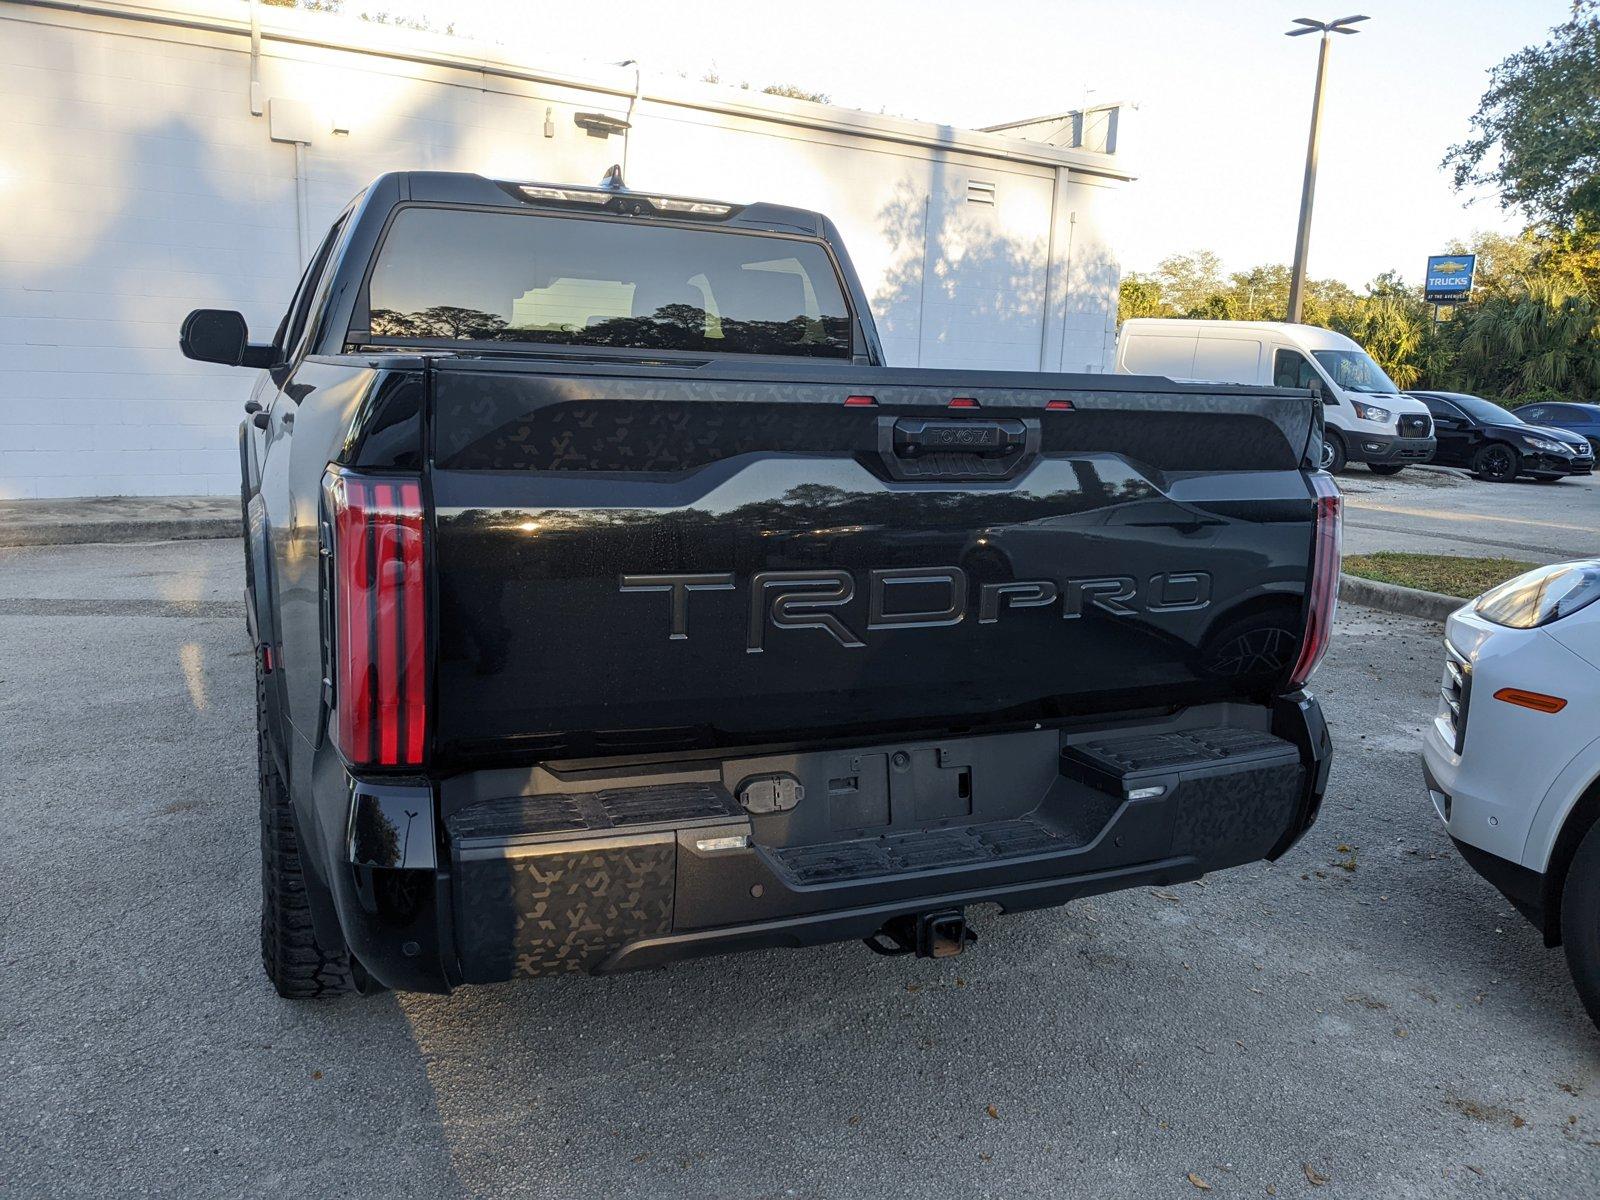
left=1340, top=464, right=1600, bottom=565
left=4, top=539, right=1599, bottom=1200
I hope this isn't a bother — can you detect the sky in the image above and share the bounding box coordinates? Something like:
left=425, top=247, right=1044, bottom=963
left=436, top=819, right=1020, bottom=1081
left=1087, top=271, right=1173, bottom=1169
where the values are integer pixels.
left=331, top=0, right=1570, bottom=289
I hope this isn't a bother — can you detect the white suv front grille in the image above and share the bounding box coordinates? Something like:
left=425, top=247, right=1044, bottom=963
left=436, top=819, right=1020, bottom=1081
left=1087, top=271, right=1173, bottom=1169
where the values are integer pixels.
left=1438, top=641, right=1471, bottom=753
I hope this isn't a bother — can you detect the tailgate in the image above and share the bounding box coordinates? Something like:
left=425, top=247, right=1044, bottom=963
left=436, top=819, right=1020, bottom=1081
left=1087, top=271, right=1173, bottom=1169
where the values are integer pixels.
left=427, top=363, right=1320, bottom=763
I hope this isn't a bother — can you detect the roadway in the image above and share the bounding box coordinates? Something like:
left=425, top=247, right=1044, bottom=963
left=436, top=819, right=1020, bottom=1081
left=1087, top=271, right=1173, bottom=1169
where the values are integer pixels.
left=1339, top=464, right=1600, bottom=566
left=3, top=538, right=1598, bottom=1198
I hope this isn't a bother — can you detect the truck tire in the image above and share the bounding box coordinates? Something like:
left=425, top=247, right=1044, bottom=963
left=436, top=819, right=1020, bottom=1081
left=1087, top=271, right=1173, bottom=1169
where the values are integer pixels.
left=257, top=659, right=357, bottom=999
left=1561, top=816, right=1600, bottom=1030
left=1472, top=442, right=1520, bottom=482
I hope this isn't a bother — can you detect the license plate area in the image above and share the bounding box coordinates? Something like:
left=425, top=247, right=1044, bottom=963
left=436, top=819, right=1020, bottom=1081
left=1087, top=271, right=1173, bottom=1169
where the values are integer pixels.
left=725, top=729, right=1060, bottom=847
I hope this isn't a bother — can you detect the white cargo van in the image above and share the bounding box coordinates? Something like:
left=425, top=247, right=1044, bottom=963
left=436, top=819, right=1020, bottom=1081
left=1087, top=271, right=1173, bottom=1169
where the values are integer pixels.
left=1115, top=320, right=1436, bottom=473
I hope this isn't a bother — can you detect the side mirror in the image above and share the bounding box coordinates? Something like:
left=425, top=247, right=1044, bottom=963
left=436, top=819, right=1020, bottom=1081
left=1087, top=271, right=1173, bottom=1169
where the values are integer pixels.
left=179, top=309, right=275, bottom=368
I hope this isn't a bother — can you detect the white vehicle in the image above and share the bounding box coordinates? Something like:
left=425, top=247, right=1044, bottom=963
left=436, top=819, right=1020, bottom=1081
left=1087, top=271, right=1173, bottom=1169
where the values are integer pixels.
left=1115, top=320, right=1436, bottom=474
left=1422, top=561, right=1600, bottom=1027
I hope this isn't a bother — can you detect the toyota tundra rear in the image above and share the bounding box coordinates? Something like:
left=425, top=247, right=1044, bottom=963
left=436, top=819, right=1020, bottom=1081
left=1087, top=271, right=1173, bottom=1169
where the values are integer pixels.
left=181, top=171, right=1337, bottom=996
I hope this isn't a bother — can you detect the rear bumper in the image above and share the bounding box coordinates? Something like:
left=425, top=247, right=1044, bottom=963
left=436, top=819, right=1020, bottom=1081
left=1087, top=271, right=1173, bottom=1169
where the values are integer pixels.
left=327, top=695, right=1331, bottom=992
left=1345, top=432, right=1436, bottom=464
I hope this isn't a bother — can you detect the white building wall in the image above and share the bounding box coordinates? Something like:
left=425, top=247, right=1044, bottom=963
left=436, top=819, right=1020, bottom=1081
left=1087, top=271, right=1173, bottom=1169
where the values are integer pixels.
left=0, top=0, right=1130, bottom=499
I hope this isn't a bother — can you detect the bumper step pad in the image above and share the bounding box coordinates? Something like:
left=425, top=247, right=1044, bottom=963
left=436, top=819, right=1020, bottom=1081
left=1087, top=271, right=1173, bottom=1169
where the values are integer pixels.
left=769, top=816, right=1072, bottom=886
left=1061, top=725, right=1306, bottom=865
left=450, top=782, right=741, bottom=844
left=1061, top=726, right=1298, bottom=794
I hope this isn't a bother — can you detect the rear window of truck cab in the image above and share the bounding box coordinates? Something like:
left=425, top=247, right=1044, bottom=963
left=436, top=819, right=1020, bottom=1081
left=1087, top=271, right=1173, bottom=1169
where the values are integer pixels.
left=364, top=206, right=852, bottom=358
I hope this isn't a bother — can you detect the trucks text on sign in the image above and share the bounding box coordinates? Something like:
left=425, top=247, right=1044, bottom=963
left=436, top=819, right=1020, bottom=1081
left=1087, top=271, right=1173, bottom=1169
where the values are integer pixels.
left=1424, top=254, right=1476, bottom=304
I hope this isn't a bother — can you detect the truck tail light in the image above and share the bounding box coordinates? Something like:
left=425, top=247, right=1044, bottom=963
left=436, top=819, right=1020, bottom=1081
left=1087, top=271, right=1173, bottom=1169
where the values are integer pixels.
left=325, top=472, right=427, bottom=767
left=1288, top=472, right=1342, bottom=689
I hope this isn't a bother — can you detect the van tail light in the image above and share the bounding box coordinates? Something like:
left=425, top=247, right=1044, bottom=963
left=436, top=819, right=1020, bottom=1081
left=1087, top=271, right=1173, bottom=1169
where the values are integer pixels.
left=324, top=471, right=427, bottom=767
left=1288, top=472, right=1342, bottom=689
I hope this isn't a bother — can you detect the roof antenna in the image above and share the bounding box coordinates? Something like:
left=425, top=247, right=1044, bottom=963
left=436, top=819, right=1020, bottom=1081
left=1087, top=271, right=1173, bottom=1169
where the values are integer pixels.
left=600, top=164, right=626, bottom=191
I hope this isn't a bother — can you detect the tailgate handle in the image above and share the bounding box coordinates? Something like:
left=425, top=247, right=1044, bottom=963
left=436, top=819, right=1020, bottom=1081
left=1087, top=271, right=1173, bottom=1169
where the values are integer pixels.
left=893, top=417, right=1026, bottom=457
left=878, top=416, right=1039, bottom=481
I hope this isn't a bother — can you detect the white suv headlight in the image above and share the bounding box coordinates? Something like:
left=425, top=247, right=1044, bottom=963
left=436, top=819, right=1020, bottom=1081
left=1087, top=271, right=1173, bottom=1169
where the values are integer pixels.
left=1476, top=560, right=1600, bottom=628
left=1351, top=401, right=1392, bottom=423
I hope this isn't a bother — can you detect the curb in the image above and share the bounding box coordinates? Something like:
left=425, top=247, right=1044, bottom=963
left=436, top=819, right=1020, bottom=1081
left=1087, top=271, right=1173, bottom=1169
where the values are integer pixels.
left=1339, top=572, right=1463, bottom=623
left=0, top=517, right=239, bottom=548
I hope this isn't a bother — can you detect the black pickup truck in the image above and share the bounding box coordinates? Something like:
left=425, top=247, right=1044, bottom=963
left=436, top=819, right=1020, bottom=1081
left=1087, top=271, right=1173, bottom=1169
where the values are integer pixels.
left=180, top=171, right=1338, bottom=997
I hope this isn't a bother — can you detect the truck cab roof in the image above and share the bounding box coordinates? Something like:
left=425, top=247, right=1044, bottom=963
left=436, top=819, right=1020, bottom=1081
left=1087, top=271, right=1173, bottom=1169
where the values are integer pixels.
left=377, top=170, right=829, bottom=238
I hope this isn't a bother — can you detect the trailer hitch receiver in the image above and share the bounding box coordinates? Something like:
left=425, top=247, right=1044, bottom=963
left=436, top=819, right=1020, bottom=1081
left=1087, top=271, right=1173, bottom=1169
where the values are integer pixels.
left=864, top=909, right=977, bottom=958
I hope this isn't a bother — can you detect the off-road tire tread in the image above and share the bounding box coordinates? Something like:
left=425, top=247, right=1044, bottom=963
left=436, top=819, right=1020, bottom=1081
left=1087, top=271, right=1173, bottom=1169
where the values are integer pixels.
left=258, top=663, right=356, bottom=999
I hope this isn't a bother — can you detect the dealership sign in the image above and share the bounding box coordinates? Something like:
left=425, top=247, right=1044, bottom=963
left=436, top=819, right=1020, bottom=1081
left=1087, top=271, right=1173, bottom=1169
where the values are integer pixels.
left=1424, top=254, right=1476, bottom=304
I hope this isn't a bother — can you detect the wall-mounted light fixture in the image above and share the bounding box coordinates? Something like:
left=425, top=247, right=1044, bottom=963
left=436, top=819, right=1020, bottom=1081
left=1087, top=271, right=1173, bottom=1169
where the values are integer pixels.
left=574, top=112, right=630, bottom=139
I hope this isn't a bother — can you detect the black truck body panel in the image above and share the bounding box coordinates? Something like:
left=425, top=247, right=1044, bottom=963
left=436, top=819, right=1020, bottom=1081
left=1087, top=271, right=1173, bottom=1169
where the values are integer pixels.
left=426, top=361, right=1318, bottom=765
left=213, top=172, right=1335, bottom=994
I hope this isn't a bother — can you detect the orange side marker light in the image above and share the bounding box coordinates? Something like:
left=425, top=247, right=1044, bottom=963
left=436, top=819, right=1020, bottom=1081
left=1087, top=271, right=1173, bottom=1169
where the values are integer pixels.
left=1493, top=687, right=1567, bottom=714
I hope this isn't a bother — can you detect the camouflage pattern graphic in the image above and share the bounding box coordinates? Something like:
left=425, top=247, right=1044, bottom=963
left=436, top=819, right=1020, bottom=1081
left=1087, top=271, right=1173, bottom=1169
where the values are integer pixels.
left=455, top=836, right=675, bottom=981
left=1171, top=764, right=1304, bottom=868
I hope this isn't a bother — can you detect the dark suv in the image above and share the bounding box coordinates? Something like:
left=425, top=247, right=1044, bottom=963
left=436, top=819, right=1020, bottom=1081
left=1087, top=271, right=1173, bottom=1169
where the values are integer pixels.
left=1407, top=391, right=1596, bottom=483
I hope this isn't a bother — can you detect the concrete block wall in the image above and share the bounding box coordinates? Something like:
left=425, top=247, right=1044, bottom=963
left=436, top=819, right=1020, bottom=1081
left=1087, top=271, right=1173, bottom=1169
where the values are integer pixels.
left=0, top=0, right=1129, bottom=499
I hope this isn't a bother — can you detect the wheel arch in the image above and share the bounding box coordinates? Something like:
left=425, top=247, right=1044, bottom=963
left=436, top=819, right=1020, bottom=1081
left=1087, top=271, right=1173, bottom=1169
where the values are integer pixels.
left=1474, top=438, right=1521, bottom=478
left=1320, top=426, right=1348, bottom=472
left=242, top=476, right=292, bottom=782
left=1532, top=763, right=1600, bottom=947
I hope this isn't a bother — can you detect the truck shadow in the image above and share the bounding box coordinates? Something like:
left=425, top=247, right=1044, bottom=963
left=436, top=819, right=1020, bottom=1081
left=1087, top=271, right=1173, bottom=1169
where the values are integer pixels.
left=362, top=825, right=1598, bottom=1198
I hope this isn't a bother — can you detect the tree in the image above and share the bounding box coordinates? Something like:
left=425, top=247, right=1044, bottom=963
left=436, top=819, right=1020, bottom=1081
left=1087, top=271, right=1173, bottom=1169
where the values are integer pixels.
left=1226, top=264, right=1292, bottom=321
left=1455, top=280, right=1600, bottom=401
left=1444, top=2, right=1600, bottom=228
left=1117, top=275, right=1170, bottom=320
left=1118, top=258, right=1361, bottom=326
left=1149, top=250, right=1226, bottom=315
left=1330, top=275, right=1438, bottom=390
left=1444, top=229, right=1543, bottom=299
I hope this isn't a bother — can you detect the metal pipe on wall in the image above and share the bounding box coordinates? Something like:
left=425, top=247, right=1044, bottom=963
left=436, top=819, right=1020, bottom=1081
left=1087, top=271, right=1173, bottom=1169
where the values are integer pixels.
left=293, top=141, right=309, bottom=264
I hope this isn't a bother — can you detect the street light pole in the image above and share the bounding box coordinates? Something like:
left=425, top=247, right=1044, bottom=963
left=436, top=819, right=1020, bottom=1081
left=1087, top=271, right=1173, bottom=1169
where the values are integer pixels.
left=1284, top=15, right=1368, bottom=324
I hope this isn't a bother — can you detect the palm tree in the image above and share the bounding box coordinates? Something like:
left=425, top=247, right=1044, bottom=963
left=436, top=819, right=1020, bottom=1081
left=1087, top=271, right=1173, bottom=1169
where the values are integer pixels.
left=1456, top=278, right=1600, bottom=400
left=1333, top=278, right=1436, bottom=390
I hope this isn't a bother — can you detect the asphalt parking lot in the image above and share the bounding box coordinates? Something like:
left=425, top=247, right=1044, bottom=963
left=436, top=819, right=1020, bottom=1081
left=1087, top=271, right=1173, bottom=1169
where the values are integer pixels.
left=3, top=539, right=1599, bottom=1199
left=1340, top=464, right=1600, bottom=565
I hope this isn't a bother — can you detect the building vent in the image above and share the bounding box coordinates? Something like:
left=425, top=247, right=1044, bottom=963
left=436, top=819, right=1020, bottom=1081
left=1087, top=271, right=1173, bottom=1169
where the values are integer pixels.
left=966, top=180, right=996, bottom=205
